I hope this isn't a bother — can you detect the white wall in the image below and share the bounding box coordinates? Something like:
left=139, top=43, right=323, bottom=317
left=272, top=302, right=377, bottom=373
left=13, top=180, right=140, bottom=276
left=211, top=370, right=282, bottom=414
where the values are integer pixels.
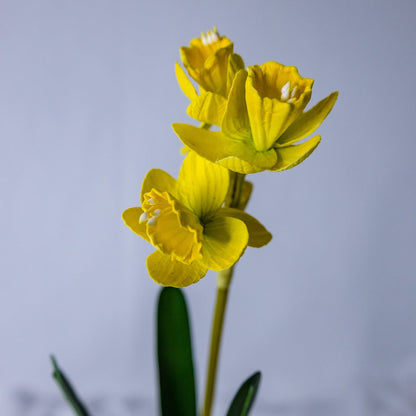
left=1, top=0, right=416, bottom=414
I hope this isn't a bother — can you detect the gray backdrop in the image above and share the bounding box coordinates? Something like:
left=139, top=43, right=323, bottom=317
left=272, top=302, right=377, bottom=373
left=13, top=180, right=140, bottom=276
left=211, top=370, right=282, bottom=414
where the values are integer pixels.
left=1, top=0, right=416, bottom=415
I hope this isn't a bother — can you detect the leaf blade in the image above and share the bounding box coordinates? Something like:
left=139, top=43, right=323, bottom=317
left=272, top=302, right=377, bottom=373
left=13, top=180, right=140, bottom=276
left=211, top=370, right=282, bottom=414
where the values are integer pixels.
left=157, top=287, right=197, bottom=416
left=50, top=355, right=92, bottom=416
left=226, top=371, right=261, bottom=416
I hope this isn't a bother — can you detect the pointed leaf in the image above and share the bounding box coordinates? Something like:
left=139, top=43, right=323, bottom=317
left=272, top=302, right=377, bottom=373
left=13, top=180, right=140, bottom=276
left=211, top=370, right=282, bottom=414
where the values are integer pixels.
left=51, top=356, right=92, bottom=416
left=226, top=372, right=261, bottom=416
left=157, top=287, right=197, bottom=416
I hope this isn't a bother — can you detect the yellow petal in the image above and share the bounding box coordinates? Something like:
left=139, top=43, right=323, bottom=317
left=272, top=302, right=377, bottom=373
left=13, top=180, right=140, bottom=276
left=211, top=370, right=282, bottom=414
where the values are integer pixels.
left=177, top=151, right=229, bottom=219
left=278, top=92, right=338, bottom=146
left=140, top=169, right=177, bottom=203
left=180, top=35, right=233, bottom=96
left=172, top=123, right=277, bottom=174
left=200, top=215, right=248, bottom=271
left=122, top=207, right=150, bottom=242
left=217, top=207, right=272, bottom=248
left=175, top=62, right=197, bottom=101
left=246, top=63, right=313, bottom=151
left=217, top=155, right=270, bottom=174
left=187, top=91, right=227, bottom=126
left=227, top=53, right=245, bottom=93
left=271, top=135, right=321, bottom=172
left=146, top=250, right=208, bottom=287
left=202, top=46, right=234, bottom=95
left=222, top=69, right=251, bottom=141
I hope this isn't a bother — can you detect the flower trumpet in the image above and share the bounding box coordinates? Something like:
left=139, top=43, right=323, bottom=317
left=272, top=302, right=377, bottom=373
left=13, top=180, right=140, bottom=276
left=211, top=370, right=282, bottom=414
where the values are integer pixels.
left=175, top=28, right=245, bottom=127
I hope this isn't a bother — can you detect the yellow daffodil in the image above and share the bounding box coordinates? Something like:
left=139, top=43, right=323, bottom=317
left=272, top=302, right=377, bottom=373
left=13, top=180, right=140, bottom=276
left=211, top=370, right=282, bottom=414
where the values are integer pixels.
left=175, top=28, right=245, bottom=126
left=122, top=152, right=271, bottom=287
left=173, top=62, right=338, bottom=174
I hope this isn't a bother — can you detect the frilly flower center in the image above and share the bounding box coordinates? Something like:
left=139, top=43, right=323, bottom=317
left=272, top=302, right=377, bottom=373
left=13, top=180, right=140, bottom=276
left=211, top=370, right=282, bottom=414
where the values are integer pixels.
left=140, top=189, right=204, bottom=264
left=251, top=65, right=307, bottom=103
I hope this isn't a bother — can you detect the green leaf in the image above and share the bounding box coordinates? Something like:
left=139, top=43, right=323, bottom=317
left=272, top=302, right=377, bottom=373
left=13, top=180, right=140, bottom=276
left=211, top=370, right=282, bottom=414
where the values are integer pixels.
left=226, top=372, right=261, bottom=416
left=157, top=287, right=197, bottom=416
left=50, top=355, right=92, bottom=416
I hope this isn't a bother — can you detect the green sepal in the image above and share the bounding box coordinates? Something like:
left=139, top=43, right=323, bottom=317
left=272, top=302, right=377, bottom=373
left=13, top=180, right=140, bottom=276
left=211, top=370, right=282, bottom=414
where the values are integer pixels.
left=157, top=287, right=197, bottom=416
left=50, top=355, right=92, bottom=416
left=226, top=371, right=261, bottom=416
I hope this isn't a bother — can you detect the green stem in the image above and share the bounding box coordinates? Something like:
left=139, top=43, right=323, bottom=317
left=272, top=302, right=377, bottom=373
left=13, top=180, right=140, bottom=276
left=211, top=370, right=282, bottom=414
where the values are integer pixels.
left=201, top=268, right=233, bottom=416
left=201, top=173, right=247, bottom=416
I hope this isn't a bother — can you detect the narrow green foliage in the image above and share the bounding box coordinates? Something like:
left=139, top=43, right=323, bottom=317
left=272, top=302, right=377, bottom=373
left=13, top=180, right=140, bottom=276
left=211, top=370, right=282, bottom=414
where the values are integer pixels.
left=50, top=355, right=92, bottom=416
left=157, top=287, right=197, bottom=416
left=226, top=372, right=261, bottom=416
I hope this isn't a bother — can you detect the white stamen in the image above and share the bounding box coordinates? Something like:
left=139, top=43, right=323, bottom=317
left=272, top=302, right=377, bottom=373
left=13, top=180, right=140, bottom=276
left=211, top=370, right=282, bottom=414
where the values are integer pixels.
left=281, top=81, right=291, bottom=101
left=139, top=211, right=148, bottom=223
left=153, top=209, right=161, bottom=217
left=148, top=217, right=157, bottom=226
left=201, top=29, right=219, bottom=46
left=290, top=86, right=297, bottom=98
left=147, top=198, right=155, bottom=205
left=287, top=98, right=293, bottom=103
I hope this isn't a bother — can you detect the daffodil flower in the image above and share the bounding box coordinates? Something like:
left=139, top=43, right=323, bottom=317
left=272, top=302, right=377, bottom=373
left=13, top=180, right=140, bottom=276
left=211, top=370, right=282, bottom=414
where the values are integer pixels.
left=173, top=62, right=338, bottom=174
left=175, top=28, right=245, bottom=126
left=122, top=152, right=271, bottom=287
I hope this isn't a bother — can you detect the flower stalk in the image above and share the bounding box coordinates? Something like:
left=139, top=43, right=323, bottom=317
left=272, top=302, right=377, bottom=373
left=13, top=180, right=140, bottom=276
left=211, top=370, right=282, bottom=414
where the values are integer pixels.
left=201, top=173, right=247, bottom=416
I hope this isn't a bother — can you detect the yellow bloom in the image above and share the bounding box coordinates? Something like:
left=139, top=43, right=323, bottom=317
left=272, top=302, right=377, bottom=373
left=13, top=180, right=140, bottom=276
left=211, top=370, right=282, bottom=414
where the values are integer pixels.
left=179, top=27, right=233, bottom=96
left=175, top=28, right=245, bottom=126
left=173, top=62, right=338, bottom=174
left=122, top=152, right=271, bottom=287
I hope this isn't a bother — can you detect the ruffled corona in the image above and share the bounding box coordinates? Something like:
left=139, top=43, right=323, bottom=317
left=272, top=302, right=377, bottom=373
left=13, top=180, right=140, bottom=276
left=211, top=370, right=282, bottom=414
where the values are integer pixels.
left=140, top=189, right=203, bottom=264
left=246, top=62, right=314, bottom=151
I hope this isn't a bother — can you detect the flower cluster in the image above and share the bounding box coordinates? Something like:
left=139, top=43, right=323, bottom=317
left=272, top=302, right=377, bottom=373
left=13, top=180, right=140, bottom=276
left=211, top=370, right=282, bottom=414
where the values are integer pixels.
left=123, top=28, right=337, bottom=287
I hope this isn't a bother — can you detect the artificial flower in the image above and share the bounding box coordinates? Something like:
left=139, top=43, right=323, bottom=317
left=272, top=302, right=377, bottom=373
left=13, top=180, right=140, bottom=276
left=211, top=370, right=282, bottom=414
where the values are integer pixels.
left=173, top=62, right=338, bottom=174
left=122, top=152, right=271, bottom=287
left=175, top=28, right=245, bottom=126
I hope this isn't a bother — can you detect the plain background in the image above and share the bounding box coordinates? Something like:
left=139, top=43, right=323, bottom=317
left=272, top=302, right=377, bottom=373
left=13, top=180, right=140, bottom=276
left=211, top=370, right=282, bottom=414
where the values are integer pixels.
left=1, top=0, right=416, bottom=415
